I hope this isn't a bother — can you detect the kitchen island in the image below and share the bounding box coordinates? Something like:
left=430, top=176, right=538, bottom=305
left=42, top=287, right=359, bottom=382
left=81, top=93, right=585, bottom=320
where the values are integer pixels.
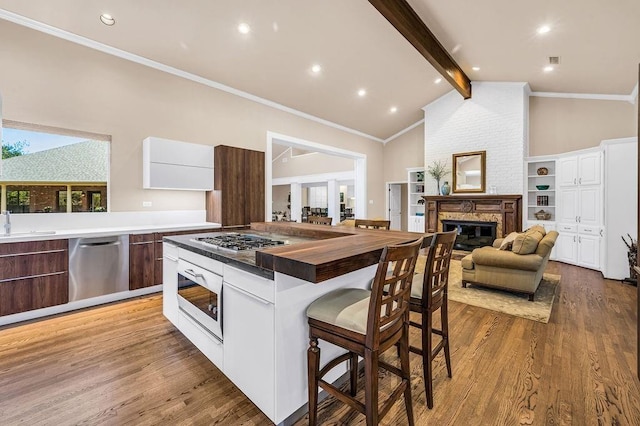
left=163, top=223, right=423, bottom=425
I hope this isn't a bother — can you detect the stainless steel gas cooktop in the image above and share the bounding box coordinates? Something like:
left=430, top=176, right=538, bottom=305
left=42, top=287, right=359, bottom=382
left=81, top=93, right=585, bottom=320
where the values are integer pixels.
left=192, top=233, right=285, bottom=252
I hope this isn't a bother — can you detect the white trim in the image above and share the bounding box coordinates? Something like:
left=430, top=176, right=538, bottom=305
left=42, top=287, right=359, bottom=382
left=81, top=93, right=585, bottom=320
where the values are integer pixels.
left=272, top=171, right=356, bottom=186
left=266, top=131, right=367, bottom=221
left=0, top=9, right=384, bottom=144
left=271, top=146, right=291, bottom=163
left=599, top=136, right=638, bottom=147
left=383, top=119, right=424, bottom=144
left=530, top=91, right=633, bottom=102
left=631, top=83, right=638, bottom=104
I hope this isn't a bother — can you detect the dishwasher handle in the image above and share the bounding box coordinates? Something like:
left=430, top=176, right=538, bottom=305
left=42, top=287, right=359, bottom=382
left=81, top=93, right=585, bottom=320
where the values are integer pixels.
left=79, top=241, right=122, bottom=248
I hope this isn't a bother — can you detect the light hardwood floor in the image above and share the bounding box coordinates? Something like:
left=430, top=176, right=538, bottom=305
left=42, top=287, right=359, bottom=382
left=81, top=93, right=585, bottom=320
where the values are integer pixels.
left=0, top=261, right=638, bottom=425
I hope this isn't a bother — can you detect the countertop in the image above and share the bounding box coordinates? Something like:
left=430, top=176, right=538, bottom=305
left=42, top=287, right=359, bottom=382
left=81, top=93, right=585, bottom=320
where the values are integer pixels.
left=167, top=222, right=427, bottom=283
left=0, top=222, right=219, bottom=243
left=164, top=230, right=318, bottom=280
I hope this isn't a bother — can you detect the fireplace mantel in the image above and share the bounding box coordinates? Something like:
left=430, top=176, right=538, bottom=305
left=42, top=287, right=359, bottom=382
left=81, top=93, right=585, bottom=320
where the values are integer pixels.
left=423, top=194, right=522, bottom=237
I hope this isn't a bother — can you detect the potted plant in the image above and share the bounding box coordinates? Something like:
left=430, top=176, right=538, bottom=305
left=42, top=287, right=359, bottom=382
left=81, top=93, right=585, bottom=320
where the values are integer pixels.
left=427, top=160, right=450, bottom=195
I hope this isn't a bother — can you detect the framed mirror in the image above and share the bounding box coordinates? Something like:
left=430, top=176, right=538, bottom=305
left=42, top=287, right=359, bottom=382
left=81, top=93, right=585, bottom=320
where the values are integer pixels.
left=452, top=151, right=486, bottom=193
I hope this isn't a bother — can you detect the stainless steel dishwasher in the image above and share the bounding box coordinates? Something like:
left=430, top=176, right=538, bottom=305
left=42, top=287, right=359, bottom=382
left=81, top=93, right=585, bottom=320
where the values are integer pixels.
left=69, top=235, right=130, bottom=301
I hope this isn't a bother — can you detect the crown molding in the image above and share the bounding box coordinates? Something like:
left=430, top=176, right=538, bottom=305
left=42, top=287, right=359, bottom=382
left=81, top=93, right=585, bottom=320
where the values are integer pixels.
left=530, top=91, right=634, bottom=103
left=0, top=9, right=385, bottom=144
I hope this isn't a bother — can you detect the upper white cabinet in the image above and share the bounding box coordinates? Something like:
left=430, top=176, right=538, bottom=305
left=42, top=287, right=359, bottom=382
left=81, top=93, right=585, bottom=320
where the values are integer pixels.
left=558, top=152, right=601, bottom=186
left=143, top=136, right=214, bottom=190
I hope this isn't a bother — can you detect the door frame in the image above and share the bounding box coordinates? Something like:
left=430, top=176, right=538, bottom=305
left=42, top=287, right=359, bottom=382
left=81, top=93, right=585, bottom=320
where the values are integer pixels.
left=385, top=181, right=406, bottom=230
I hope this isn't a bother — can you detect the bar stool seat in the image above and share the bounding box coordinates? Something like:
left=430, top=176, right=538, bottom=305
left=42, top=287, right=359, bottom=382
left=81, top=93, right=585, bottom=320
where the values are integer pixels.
left=307, top=288, right=370, bottom=334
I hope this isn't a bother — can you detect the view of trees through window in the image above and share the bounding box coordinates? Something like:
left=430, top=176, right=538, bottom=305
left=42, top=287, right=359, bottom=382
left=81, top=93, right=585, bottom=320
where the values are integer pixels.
left=0, top=122, right=109, bottom=213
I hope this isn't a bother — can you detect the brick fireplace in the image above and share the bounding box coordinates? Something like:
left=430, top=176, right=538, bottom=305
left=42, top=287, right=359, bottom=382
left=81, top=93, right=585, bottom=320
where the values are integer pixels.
left=423, top=195, right=522, bottom=245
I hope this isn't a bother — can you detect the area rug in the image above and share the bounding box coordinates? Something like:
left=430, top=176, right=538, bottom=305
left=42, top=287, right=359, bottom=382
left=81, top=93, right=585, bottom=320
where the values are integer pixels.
left=416, top=259, right=560, bottom=323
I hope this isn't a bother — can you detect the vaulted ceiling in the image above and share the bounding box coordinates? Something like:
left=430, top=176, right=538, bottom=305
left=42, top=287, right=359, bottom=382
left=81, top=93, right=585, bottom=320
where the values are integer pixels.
left=0, top=0, right=638, bottom=141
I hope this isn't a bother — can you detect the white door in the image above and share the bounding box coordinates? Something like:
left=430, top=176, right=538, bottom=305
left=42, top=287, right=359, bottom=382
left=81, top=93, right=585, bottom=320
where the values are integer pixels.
left=389, top=184, right=402, bottom=230
left=578, top=152, right=601, bottom=185
left=578, top=234, right=600, bottom=269
left=558, top=156, right=578, bottom=186
left=558, top=187, right=579, bottom=224
left=578, top=186, right=600, bottom=227
left=556, top=232, right=578, bottom=263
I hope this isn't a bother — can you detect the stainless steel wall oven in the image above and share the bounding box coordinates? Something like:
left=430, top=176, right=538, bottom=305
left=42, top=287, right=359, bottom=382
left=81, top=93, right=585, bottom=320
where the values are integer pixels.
left=176, top=258, right=223, bottom=342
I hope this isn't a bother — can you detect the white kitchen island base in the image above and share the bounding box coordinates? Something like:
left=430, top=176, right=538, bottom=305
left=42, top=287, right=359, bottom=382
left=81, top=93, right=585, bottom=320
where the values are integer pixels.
left=163, top=242, right=376, bottom=425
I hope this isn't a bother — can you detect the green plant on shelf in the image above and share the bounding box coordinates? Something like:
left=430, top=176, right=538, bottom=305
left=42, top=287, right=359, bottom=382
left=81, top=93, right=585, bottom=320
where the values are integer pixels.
left=427, top=160, right=449, bottom=194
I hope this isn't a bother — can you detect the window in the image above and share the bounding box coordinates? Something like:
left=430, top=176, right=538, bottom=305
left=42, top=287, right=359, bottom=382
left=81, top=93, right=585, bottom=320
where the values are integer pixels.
left=1, top=120, right=110, bottom=213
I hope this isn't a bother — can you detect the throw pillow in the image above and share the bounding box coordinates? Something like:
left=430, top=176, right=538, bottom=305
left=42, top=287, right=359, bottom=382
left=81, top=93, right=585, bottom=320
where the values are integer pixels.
left=499, top=232, right=520, bottom=250
left=512, top=230, right=544, bottom=254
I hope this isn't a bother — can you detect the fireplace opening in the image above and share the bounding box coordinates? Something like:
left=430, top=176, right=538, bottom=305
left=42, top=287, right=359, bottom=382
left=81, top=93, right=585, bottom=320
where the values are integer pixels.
left=441, top=219, right=497, bottom=251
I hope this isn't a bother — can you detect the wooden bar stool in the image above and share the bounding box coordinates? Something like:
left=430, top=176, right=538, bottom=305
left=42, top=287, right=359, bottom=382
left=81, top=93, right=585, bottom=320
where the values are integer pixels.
left=354, top=219, right=391, bottom=230
left=308, top=216, right=333, bottom=225
left=306, top=237, right=423, bottom=425
left=409, top=230, right=456, bottom=409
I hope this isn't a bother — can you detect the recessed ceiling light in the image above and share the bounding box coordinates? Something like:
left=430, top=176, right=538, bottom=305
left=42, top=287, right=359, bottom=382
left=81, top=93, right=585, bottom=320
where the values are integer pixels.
left=99, top=13, right=115, bottom=26
left=472, top=66, right=480, bottom=71
left=537, top=25, right=551, bottom=34
left=390, top=106, right=398, bottom=113
left=237, top=22, right=251, bottom=34
left=357, top=89, right=367, bottom=97
left=543, top=66, right=554, bottom=72
left=311, top=64, right=322, bottom=74
left=434, top=78, right=442, bottom=84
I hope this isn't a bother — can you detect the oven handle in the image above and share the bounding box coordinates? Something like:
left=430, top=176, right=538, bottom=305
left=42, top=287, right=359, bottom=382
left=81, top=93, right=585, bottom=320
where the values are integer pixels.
left=184, top=268, right=204, bottom=279
left=224, top=282, right=271, bottom=305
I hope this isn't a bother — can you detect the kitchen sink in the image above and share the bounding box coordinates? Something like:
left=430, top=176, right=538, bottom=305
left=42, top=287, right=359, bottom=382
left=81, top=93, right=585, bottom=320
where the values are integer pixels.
left=0, top=230, right=57, bottom=238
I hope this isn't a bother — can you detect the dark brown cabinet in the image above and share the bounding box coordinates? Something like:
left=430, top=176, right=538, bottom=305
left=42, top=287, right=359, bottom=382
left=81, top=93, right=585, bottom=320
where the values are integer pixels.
left=0, top=239, right=69, bottom=316
left=206, top=145, right=265, bottom=227
left=129, top=233, right=156, bottom=290
left=130, top=228, right=219, bottom=290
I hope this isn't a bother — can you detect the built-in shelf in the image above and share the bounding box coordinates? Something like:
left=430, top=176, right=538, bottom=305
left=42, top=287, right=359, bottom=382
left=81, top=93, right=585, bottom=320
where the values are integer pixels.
left=525, top=159, right=557, bottom=222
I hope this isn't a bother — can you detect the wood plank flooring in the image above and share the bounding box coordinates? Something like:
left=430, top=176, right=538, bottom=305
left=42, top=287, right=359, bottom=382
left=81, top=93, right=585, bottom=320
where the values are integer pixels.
left=0, top=261, right=639, bottom=425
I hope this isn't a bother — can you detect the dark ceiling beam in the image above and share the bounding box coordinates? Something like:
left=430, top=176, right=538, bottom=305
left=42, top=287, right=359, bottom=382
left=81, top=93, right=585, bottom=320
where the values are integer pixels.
left=369, top=0, right=471, bottom=99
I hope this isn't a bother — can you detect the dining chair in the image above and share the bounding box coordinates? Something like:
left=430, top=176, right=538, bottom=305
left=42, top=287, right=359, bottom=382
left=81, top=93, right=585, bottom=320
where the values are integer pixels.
left=307, top=215, right=332, bottom=225
left=355, top=219, right=391, bottom=230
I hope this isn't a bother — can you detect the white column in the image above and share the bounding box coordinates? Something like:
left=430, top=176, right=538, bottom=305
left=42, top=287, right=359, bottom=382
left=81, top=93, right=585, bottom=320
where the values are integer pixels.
left=0, top=184, right=6, bottom=212
left=290, top=182, right=302, bottom=222
left=66, top=185, right=72, bottom=213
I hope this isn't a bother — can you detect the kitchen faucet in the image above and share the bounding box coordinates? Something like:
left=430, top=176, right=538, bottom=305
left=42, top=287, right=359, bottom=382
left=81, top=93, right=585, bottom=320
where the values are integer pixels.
left=2, top=211, right=10, bottom=236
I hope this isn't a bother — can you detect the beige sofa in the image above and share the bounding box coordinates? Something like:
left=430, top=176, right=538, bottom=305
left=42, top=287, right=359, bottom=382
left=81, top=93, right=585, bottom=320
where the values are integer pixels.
left=461, top=229, right=559, bottom=301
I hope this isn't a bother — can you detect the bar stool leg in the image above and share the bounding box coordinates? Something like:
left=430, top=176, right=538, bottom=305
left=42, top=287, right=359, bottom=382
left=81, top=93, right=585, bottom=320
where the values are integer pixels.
left=364, top=348, right=379, bottom=426
left=442, top=302, right=452, bottom=378
left=399, top=325, right=415, bottom=425
left=349, top=352, right=359, bottom=396
left=423, top=309, right=434, bottom=409
left=307, top=338, right=320, bottom=425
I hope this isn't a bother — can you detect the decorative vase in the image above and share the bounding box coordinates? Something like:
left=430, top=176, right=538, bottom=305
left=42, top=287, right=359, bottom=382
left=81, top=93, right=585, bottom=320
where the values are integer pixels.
left=436, top=179, right=441, bottom=195
left=441, top=181, right=451, bottom=196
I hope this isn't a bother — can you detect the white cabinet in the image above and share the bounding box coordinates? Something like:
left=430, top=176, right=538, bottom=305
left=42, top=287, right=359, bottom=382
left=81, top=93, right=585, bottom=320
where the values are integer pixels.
left=558, top=152, right=601, bottom=187
left=143, top=136, right=214, bottom=190
left=556, top=150, right=603, bottom=270
left=408, top=216, right=425, bottom=233
left=223, top=265, right=275, bottom=420
left=407, top=167, right=425, bottom=233
left=162, top=242, right=179, bottom=326
left=556, top=222, right=601, bottom=269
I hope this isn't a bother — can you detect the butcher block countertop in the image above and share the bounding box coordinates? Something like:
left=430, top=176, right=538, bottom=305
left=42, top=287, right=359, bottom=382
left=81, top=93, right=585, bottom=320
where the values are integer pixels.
left=251, top=222, right=427, bottom=283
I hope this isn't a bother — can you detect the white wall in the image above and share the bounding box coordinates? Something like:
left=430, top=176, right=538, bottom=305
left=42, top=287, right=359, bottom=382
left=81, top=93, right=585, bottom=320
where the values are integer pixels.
left=423, top=82, right=529, bottom=196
